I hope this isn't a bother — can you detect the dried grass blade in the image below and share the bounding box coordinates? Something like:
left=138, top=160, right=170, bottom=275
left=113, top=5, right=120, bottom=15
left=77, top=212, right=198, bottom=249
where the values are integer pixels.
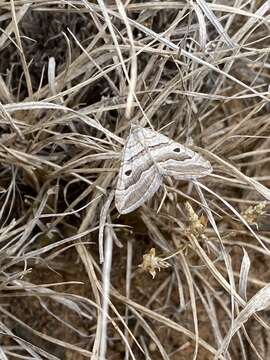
left=239, top=249, right=251, bottom=301
left=100, top=227, right=113, bottom=360
left=4, top=101, right=124, bottom=144
left=125, top=240, right=133, bottom=360
left=195, top=0, right=235, bottom=48
left=179, top=252, right=199, bottom=360
left=98, top=191, right=115, bottom=263
left=98, top=6, right=270, bottom=101
left=113, top=289, right=227, bottom=359
left=193, top=180, right=237, bottom=333
left=0, top=307, right=92, bottom=357
left=215, top=283, right=270, bottom=359
left=0, top=4, right=29, bottom=49
left=196, top=181, right=270, bottom=254
left=48, top=57, right=57, bottom=96
left=232, top=1, right=270, bottom=43
left=192, top=3, right=207, bottom=50
left=129, top=307, right=169, bottom=360
left=10, top=0, right=33, bottom=98
left=116, top=0, right=137, bottom=119
left=202, top=149, right=270, bottom=201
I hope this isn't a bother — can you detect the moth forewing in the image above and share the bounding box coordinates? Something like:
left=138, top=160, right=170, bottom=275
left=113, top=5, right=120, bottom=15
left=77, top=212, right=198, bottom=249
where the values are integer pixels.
left=161, top=143, right=213, bottom=180
left=115, top=127, right=163, bottom=214
left=142, top=128, right=212, bottom=179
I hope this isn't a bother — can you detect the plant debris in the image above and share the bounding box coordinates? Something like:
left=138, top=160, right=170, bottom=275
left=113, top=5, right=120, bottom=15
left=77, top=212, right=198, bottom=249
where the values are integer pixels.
left=0, top=1, right=270, bottom=359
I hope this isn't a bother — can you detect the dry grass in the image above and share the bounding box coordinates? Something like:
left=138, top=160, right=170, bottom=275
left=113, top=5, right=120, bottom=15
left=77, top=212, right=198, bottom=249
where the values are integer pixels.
left=0, top=0, right=270, bottom=359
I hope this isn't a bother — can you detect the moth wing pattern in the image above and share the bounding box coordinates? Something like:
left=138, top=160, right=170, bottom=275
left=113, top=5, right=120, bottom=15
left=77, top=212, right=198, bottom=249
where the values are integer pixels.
left=115, top=126, right=212, bottom=214
left=142, top=128, right=212, bottom=180
left=115, top=127, right=163, bottom=214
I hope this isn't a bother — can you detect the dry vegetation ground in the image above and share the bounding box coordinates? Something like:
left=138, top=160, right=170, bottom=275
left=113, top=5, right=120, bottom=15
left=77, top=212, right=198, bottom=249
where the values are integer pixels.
left=0, top=1, right=270, bottom=359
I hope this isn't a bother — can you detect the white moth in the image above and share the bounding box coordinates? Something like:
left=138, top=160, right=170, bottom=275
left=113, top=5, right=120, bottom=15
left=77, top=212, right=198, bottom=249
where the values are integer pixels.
left=115, top=125, right=212, bottom=214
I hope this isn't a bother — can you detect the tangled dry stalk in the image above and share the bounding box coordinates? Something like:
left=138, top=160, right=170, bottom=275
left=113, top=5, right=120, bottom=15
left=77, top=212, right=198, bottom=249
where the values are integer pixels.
left=0, top=1, right=270, bottom=359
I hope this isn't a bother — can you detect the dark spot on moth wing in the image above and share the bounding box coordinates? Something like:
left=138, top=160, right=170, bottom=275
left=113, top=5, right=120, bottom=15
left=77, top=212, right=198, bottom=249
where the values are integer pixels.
left=125, top=169, right=132, bottom=176
left=173, top=147, right=181, bottom=153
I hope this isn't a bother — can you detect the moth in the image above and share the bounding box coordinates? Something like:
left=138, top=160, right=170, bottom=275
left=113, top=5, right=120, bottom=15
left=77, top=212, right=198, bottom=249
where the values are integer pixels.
left=115, top=125, right=212, bottom=214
